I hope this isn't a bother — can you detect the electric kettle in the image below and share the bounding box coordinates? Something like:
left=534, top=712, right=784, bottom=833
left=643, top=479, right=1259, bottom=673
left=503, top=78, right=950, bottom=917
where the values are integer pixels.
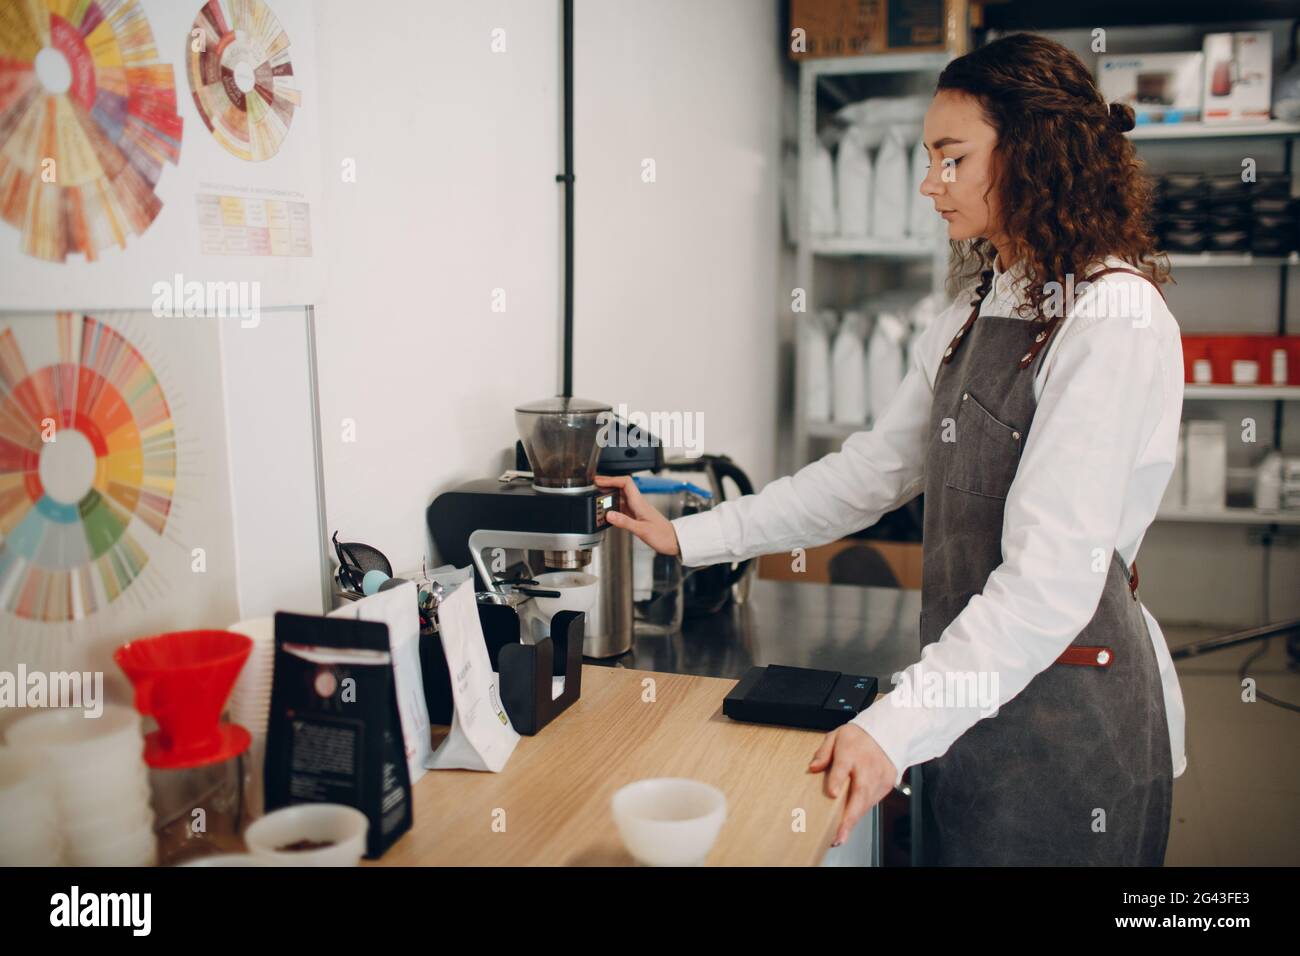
left=661, top=454, right=755, bottom=617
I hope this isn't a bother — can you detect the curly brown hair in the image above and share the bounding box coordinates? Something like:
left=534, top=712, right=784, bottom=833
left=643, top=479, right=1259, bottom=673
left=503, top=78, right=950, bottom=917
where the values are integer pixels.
left=937, top=32, right=1170, bottom=319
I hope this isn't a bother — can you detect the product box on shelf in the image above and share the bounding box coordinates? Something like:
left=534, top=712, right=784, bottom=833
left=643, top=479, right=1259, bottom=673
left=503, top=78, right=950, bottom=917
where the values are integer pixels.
left=1180, top=334, right=1300, bottom=386
left=788, top=0, right=968, bottom=60
left=1202, top=31, right=1273, bottom=124
left=1097, top=52, right=1204, bottom=125
left=1185, top=421, right=1227, bottom=510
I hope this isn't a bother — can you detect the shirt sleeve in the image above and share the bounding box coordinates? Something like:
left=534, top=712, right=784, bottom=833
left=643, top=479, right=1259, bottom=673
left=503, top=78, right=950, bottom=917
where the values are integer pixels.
left=670, top=299, right=966, bottom=568
left=851, top=295, right=1167, bottom=786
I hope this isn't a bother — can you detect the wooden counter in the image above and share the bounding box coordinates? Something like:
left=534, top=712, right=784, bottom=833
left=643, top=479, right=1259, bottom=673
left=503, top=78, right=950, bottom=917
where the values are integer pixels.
left=373, top=665, right=846, bottom=866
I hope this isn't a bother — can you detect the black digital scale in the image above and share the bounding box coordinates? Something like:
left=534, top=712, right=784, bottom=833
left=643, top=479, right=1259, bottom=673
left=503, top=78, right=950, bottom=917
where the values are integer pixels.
left=723, top=665, right=878, bottom=731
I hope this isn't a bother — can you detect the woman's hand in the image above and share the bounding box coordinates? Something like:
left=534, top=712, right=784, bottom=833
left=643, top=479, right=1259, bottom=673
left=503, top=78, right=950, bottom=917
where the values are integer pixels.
left=808, top=723, right=898, bottom=847
left=593, top=475, right=681, bottom=556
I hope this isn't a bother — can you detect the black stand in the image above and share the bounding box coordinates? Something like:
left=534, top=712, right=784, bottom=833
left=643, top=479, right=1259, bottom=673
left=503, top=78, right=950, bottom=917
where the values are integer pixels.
left=1169, top=617, right=1300, bottom=662
left=418, top=604, right=584, bottom=736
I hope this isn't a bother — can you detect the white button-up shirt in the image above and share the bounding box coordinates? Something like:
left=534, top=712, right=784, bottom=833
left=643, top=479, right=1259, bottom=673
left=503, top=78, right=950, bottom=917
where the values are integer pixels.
left=671, top=255, right=1187, bottom=785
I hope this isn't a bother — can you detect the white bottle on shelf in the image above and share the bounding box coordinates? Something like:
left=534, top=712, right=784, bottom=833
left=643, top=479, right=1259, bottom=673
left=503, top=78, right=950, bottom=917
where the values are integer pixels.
left=810, top=138, right=838, bottom=237
left=802, top=310, right=836, bottom=423
left=832, top=310, right=869, bottom=425
left=1254, top=450, right=1282, bottom=512
left=872, top=125, right=911, bottom=239
left=835, top=125, right=873, bottom=238
left=866, top=310, right=908, bottom=426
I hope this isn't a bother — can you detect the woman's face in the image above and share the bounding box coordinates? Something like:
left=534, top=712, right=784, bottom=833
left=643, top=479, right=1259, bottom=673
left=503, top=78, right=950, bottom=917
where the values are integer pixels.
left=919, top=90, right=1001, bottom=245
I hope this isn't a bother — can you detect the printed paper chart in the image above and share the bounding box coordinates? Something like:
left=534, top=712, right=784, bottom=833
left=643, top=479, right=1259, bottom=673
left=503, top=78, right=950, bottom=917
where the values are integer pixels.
left=197, top=192, right=310, bottom=256
left=188, top=0, right=299, bottom=162
left=0, top=0, right=183, bottom=262
left=0, top=313, right=176, bottom=622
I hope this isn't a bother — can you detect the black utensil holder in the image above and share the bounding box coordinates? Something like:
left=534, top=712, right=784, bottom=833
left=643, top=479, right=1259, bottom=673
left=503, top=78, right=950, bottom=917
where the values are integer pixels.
left=419, top=603, right=583, bottom=736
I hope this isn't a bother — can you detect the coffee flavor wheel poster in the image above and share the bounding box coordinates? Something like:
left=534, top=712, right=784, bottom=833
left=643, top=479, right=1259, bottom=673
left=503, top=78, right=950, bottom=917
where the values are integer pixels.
left=187, top=0, right=300, bottom=163
left=0, top=311, right=239, bottom=681
left=0, top=0, right=323, bottom=310
left=0, top=0, right=184, bottom=263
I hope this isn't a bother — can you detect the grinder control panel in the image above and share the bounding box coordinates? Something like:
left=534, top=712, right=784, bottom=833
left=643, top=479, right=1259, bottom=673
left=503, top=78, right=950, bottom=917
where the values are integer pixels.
left=594, top=489, right=620, bottom=529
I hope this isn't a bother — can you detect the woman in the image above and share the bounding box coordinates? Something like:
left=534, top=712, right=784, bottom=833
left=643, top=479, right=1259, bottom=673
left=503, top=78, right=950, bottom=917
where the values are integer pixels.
left=596, top=33, right=1186, bottom=866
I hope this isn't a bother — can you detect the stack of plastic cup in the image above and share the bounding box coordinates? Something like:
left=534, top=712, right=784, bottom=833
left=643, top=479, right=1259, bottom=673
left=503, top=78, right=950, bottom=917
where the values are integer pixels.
left=4, top=705, right=155, bottom=866
left=227, top=617, right=274, bottom=738
left=226, top=617, right=274, bottom=816
left=0, top=748, right=64, bottom=865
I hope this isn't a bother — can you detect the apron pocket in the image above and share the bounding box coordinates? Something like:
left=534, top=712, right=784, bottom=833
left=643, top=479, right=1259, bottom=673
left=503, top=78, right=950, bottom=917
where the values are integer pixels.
left=944, top=390, right=1023, bottom=500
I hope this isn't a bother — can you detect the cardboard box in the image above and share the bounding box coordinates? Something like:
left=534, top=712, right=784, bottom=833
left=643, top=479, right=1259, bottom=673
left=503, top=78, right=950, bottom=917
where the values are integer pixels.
left=758, top=539, right=922, bottom=589
left=789, top=0, right=967, bottom=60
left=1097, top=52, right=1204, bottom=125
left=1202, top=31, right=1273, bottom=123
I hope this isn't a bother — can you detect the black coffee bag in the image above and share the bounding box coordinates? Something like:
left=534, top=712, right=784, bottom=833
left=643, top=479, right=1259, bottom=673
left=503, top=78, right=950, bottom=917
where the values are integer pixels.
left=264, top=612, right=412, bottom=859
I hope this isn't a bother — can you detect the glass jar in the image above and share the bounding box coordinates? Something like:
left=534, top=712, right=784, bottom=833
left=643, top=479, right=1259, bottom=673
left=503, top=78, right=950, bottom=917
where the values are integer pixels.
left=150, top=754, right=247, bottom=866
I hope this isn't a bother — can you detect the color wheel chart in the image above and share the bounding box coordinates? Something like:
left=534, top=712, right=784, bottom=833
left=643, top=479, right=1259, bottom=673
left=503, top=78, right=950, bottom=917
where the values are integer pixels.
left=0, top=312, right=175, bottom=623
left=188, top=0, right=298, bottom=163
left=0, top=310, right=242, bottom=680
left=0, top=0, right=183, bottom=262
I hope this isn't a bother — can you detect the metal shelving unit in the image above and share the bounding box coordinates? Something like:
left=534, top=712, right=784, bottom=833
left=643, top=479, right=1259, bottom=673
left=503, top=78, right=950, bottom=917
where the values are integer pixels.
left=1185, top=384, right=1300, bottom=400
left=1167, top=252, right=1299, bottom=267
left=792, top=74, right=1299, bottom=525
left=1157, top=506, right=1300, bottom=526
left=1134, top=123, right=1299, bottom=526
left=1127, top=120, right=1300, bottom=141
left=793, top=53, right=952, bottom=469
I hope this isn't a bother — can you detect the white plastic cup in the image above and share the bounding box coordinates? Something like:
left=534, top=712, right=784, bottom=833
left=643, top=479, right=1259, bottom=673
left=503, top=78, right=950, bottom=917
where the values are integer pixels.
left=0, top=748, right=63, bottom=860
left=243, top=803, right=368, bottom=866
left=0, top=825, right=64, bottom=866
left=56, top=773, right=152, bottom=820
left=611, top=777, right=727, bottom=866
left=0, top=747, right=56, bottom=816
left=228, top=619, right=275, bottom=737
left=62, top=800, right=154, bottom=847
left=5, top=705, right=142, bottom=766
left=67, top=823, right=156, bottom=867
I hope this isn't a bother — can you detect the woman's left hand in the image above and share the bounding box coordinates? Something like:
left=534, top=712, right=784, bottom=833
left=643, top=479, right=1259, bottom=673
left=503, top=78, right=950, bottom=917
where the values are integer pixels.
left=808, top=723, right=898, bottom=847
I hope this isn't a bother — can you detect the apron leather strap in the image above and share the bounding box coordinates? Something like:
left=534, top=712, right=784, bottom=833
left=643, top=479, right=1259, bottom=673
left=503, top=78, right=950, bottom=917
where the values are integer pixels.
left=940, top=265, right=1167, bottom=369
left=1055, top=645, right=1115, bottom=667
left=1053, top=560, right=1139, bottom=666
left=1017, top=267, right=1168, bottom=370
left=941, top=269, right=993, bottom=365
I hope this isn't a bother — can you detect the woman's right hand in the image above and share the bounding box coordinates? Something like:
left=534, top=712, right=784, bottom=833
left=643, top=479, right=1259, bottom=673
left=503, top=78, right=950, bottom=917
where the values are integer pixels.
left=594, top=475, right=681, bottom=556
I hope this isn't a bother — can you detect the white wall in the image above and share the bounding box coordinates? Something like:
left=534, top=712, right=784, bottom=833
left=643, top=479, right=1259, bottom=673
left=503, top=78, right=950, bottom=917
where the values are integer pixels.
left=312, top=0, right=784, bottom=576
left=572, top=1, right=783, bottom=488
left=313, top=0, right=561, bottom=573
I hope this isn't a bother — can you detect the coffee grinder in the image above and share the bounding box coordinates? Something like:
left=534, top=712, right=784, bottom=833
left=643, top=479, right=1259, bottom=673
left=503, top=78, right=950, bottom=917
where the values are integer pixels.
left=427, top=397, right=661, bottom=658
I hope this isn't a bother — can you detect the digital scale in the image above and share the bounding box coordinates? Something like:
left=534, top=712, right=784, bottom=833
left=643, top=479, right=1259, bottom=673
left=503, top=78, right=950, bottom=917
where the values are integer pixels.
left=723, top=665, right=878, bottom=731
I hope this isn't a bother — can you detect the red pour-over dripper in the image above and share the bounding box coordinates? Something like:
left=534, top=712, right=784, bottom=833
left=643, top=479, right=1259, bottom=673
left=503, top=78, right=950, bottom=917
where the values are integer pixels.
left=114, top=630, right=253, bottom=769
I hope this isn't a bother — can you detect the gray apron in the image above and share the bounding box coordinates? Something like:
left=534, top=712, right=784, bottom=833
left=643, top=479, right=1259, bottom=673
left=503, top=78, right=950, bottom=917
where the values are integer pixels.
left=919, top=267, right=1173, bottom=866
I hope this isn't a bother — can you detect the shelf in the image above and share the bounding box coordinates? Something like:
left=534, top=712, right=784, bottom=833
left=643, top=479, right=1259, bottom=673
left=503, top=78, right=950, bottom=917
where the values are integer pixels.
left=1167, top=252, right=1299, bottom=269
left=803, top=52, right=951, bottom=79
left=1184, top=384, right=1300, bottom=401
left=809, top=236, right=938, bottom=258
left=1127, top=121, right=1300, bottom=141
left=1156, top=507, right=1300, bottom=526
